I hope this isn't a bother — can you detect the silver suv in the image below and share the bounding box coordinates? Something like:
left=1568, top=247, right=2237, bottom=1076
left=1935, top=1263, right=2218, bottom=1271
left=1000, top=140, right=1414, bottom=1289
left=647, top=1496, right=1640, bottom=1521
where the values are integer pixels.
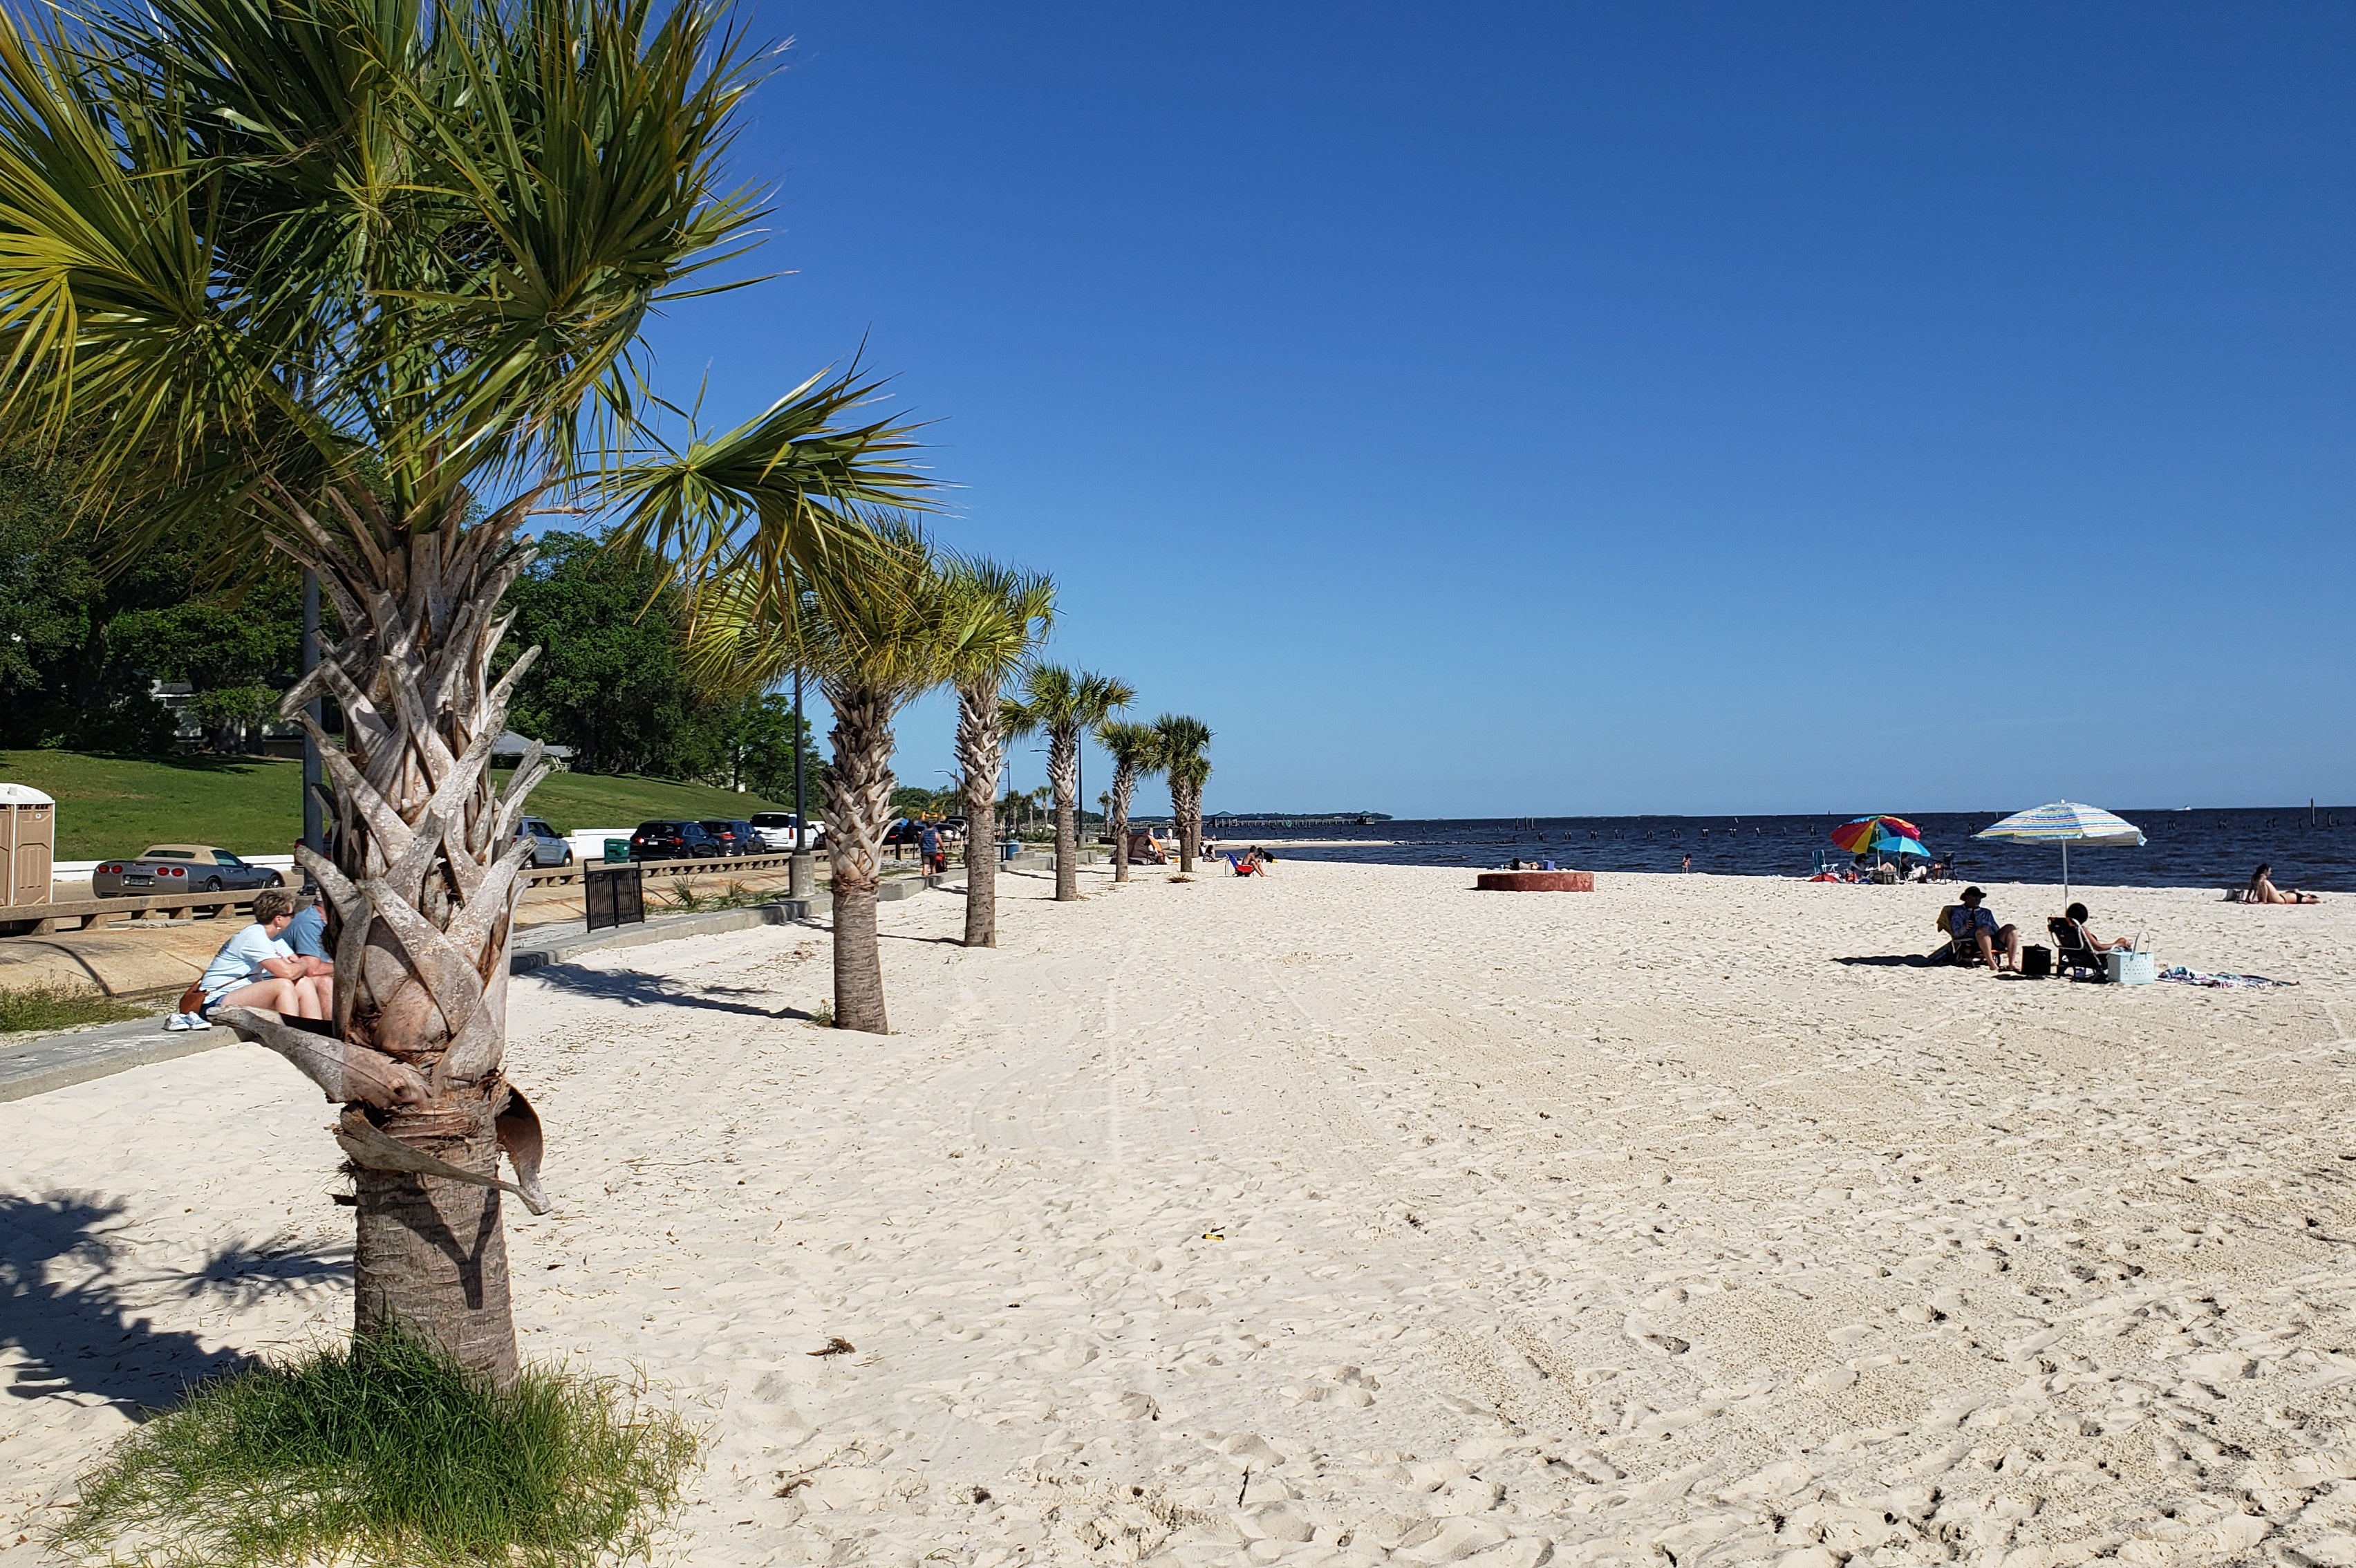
left=514, top=816, right=573, bottom=867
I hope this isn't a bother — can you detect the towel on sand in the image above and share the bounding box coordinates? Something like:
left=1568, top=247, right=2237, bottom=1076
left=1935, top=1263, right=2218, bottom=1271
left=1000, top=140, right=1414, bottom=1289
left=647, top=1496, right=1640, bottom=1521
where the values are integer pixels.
left=2158, top=964, right=2295, bottom=989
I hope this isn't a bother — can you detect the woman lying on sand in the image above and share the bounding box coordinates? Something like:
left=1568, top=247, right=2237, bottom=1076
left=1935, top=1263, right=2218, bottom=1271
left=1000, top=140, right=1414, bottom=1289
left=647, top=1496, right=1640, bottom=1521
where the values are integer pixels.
left=2248, top=864, right=2323, bottom=904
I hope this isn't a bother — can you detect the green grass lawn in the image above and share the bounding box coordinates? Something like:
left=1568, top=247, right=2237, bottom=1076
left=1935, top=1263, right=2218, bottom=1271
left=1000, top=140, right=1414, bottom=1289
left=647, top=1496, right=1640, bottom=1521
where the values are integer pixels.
left=0, top=750, right=785, bottom=859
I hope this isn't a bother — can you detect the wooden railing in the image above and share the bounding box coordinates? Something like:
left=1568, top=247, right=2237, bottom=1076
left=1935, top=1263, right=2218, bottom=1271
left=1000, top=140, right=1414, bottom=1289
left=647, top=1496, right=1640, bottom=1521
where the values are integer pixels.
left=1, top=887, right=265, bottom=935
left=522, top=850, right=816, bottom=888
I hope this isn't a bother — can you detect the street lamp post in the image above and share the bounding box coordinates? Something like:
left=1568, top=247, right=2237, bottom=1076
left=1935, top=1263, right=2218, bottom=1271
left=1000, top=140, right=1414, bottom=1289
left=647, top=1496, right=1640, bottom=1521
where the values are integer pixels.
left=300, top=568, right=323, bottom=882
left=788, top=669, right=814, bottom=900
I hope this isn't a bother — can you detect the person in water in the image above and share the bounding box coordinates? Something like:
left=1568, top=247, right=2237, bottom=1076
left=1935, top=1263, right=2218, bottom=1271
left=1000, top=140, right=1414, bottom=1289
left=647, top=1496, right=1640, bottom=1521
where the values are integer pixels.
left=2247, top=864, right=2322, bottom=904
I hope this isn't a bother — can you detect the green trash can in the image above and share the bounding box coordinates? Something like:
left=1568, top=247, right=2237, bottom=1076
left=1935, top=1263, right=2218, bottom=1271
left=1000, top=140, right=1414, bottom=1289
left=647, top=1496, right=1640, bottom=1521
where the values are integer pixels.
left=603, top=838, right=631, bottom=864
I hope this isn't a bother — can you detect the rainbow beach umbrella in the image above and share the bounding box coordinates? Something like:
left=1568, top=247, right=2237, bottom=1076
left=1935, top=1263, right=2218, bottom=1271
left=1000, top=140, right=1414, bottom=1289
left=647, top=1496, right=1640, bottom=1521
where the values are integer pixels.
left=1830, top=815, right=1927, bottom=858
left=1974, top=800, right=2144, bottom=902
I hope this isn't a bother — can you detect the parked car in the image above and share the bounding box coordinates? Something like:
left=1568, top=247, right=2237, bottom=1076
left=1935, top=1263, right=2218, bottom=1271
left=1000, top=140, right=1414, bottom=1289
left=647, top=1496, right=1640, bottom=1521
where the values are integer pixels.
left=628, top=820, right=724, bottom=861
left=882, top=819, right=933, bottom=848
left=93, top=844, right=286, bottom=897
left=512, top=816, right=573, bottom=868
left=748, top=812, right=825, bottom=850
left=698, top=819, right=758, bottom=857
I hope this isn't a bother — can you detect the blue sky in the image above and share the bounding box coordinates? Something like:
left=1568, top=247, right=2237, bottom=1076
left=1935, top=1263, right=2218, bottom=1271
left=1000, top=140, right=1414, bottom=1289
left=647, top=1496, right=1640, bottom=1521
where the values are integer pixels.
left=640, top=2, right=2355, bottom=818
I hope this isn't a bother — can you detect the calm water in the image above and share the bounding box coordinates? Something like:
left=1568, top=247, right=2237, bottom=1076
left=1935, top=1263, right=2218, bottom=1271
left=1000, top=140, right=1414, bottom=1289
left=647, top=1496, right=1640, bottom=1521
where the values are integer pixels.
left=1213, top=807, right=2356, bottom=892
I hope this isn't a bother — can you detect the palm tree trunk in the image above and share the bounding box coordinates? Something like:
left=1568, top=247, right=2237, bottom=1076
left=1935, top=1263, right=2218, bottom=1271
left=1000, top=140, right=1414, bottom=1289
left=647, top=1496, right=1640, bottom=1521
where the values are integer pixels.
left=1172, top=778, right=1199, bottom=873
left=353, top=1099, right=513, bottom=1385
left=1048, top=729, right=1079, bottom=902
left=956, top=684, right=1003, bottom=948
left=238, top=484, right=553, bottom=1389
left=822, top=677, right=895, bottom=1032
left=1110, top=765, right=1134, bottom=884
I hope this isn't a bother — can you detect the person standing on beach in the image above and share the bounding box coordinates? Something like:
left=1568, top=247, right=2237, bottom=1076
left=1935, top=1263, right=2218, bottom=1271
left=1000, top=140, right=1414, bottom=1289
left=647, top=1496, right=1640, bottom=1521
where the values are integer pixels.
left=919, top=823, right=943, bottom=886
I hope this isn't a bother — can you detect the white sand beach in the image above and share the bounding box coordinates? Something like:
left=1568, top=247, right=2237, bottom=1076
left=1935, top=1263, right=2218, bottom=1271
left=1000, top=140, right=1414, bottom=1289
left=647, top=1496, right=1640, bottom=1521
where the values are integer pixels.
left=6, top=863, right=2356, bottom=1567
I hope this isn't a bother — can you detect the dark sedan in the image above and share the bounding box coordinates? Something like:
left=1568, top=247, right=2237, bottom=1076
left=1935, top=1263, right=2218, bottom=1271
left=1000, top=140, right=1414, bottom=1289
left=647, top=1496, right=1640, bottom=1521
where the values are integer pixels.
left=698, top=819, right=759, bottom=857
left=628, top=820, right=724, bottom=861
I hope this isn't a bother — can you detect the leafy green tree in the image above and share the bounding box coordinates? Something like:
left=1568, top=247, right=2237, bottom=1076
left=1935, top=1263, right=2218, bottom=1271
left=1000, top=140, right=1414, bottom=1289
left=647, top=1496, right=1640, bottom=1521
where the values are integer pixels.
left=0, top=447, right=179, bottom=749
left=501, top=532, right=720, bottom=778
left=724, top=692, right=825, bottom=803
left=111, top=563, right=305, bottom=752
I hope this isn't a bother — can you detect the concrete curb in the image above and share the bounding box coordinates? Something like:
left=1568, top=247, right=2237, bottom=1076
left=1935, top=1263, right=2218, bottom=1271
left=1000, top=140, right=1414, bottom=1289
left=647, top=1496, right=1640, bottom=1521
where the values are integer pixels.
left=510, top=899, right=823, bottom=973
left=507, top=869, right=959, bottom=972
left=1, top=1014, right=207, bottom=1103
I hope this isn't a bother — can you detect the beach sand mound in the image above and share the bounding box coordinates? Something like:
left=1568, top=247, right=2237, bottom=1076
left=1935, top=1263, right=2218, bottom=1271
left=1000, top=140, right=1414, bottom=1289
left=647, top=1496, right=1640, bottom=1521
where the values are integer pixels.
left=4, top=865, right=2354, bottom=1566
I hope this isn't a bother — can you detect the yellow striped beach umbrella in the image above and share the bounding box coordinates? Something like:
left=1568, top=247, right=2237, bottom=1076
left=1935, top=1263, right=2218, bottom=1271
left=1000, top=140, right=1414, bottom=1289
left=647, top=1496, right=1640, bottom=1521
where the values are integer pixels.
left=1975, top=801, right=2145, bottom=901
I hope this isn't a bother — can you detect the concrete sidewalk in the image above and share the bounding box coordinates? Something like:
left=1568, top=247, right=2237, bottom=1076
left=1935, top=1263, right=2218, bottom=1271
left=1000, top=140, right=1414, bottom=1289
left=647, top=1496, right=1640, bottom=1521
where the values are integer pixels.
left=0, top=895, right=850, bottom=1103
left=0, top=859, right=1072, bottom=1104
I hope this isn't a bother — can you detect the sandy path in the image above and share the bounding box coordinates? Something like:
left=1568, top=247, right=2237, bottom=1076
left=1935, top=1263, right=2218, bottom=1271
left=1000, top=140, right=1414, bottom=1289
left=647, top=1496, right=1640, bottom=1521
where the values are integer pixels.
left=6, top=864, right=2356, bottom=1567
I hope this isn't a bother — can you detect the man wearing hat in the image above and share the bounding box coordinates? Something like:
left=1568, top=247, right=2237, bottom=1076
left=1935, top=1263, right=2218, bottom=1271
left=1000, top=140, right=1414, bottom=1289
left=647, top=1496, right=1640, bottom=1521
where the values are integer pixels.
left=1950, top=886, right=2020, bottom=973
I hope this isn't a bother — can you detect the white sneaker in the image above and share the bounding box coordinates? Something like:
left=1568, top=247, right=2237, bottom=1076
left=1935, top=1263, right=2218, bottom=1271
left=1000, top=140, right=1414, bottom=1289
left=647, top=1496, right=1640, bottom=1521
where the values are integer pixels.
left=165, top=1012, right=212, bottom=1032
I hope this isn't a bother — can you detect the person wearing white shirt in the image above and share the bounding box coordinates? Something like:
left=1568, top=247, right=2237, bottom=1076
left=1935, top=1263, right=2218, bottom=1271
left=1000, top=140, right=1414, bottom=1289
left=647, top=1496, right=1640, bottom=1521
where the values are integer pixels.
left=170, top=888, right=334, bottom=1031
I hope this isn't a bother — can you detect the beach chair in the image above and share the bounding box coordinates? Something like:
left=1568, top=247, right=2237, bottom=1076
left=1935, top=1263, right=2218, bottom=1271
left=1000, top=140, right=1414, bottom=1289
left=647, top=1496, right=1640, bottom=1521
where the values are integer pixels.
left=1936, top=906, right=1984, bottom=967
left=2048, top=917, right=2108, bottom=981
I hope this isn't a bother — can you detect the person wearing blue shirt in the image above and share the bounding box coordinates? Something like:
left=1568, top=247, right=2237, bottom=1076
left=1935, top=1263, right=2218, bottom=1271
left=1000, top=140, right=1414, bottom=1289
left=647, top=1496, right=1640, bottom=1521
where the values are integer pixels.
left=1947, top=886, right=2021, bottom=973
left=283, top=895, right=330, bottom=962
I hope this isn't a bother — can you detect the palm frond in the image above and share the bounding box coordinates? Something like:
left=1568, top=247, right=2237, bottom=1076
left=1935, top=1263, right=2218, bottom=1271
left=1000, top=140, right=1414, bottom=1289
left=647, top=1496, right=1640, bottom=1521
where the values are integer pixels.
left=608, top=365, right=934, bottom=622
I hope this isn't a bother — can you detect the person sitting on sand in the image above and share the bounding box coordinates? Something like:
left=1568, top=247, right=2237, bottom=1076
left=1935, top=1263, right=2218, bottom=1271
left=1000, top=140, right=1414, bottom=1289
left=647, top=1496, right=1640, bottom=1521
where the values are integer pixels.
left=2059, top=901, right=2132, bottom=953
left=1947, top=886, right=2021, bottom=973
left=169, top=888, right=333, bottom=1030
left=2247, top=864, right=2321, bottom=904
left=282, top=886, right=330, bottom=961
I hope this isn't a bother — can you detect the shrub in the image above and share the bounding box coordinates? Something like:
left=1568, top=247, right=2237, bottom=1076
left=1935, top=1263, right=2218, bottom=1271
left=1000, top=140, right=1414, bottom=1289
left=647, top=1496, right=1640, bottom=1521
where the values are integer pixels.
left=61, top=1329, right=701, bottom=1567
left=0, top=982, right=147, bottom=1034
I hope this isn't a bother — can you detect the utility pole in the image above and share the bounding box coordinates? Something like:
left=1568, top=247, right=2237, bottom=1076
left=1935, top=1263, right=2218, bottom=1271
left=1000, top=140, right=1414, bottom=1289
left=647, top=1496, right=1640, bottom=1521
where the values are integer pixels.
left=789, top=669, right=814, bottom=900
left=300, top=568, right=324, bottom=881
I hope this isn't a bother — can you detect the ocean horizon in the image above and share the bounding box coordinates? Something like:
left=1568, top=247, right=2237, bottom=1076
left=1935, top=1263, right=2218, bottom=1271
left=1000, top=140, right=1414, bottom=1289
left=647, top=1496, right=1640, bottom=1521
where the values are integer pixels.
left=1177, top=805, right=2355, bottom=893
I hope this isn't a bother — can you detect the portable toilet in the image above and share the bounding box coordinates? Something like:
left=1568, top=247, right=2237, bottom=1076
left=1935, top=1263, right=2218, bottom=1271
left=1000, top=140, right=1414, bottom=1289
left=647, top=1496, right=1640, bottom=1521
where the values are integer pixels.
left=0, top=783, right=55, bottom=907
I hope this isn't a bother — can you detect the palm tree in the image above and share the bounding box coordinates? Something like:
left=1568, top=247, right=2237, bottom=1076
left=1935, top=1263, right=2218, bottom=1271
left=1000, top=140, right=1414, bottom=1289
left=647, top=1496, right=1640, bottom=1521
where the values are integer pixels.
left=1153, top=715, right=1213, bottom=873
left=937, top=560, right=1054, bottom=947
left=1095, top=720, right=1163, bottom=884
left=0, top=0, right=928, bottom=1384
left=690, top=525, right=964, bottom=1032
left=1006, top=666, right=1136, bottom=902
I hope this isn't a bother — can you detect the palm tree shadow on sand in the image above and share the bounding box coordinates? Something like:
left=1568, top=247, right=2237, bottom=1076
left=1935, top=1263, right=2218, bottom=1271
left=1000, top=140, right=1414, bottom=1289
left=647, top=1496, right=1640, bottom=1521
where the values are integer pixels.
left=527, top=965, right=818, bottom=1020
left=0, top=1193, right=348, bottom=1412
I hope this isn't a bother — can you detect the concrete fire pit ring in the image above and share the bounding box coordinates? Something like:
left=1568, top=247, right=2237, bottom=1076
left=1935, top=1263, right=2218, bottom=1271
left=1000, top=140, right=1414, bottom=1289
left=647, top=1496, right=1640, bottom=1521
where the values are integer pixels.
left=1474, top=870, right=1594, bottom=892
